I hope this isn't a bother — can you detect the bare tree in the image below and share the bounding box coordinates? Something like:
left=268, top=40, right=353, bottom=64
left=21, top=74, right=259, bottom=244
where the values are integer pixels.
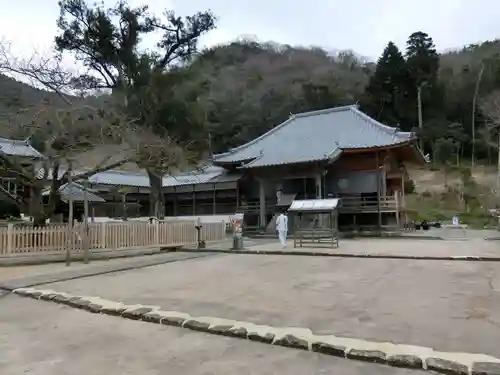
left=0, top=101, right=135, bottom=224
left=480, top=91, right=500, bottom=212
left=0, top=43, right=136, bottom=225
left=127, top=126, right=195, bottom=218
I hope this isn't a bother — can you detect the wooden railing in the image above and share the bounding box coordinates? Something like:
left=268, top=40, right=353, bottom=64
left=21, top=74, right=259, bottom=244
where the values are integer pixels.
left=0, top=221, right=226, bottom=257
left=339, top=193, right=402, bottom=213
left=238, top=199, right=276, bottom=213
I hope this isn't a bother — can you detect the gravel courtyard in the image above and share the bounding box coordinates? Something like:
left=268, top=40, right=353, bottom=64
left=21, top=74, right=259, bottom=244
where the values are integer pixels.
left=43, top=251, right=500, bottom=358
left=246, top=237, right=500, bottom=258
left=0, top=294, right=421, bottom=375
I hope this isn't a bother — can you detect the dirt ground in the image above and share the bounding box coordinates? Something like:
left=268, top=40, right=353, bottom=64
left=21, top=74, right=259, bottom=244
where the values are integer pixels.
left=0, top=295, right=422, bottom=375
left=0, top=257, right=137, bottom=283
left=43, top=252, right=500, bottom=358
left=245, top=237, right=500, bottom=257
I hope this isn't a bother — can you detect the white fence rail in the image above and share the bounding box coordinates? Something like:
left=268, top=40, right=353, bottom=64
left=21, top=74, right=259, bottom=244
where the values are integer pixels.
left=0, top=221, right=226, bottom=257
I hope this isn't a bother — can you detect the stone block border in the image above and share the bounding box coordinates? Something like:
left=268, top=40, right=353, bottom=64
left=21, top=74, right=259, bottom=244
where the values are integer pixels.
left=12, top=287, right=500, bottom=375
left=168, top=248, right=500, bottom=262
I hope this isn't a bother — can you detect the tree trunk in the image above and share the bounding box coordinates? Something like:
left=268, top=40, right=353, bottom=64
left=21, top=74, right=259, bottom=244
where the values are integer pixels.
left=471, top=63, right=485, bottom=167
left=30, top=186, right=47, bottom=226
left=146, top=168, right=165, bottom=219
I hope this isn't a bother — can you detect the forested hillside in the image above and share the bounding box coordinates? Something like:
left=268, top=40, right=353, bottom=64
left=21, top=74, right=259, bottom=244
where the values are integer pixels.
left=2, top=35, right=500, bottom=163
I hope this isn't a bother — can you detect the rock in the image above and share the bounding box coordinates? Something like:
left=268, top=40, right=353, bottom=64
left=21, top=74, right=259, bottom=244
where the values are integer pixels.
left=69, top=298, right=91, bottom=310
left=426, top=358, right=468, bottom=375
left=387, top=354, right=423, bottom=369
left=248, top=332, right=275, bottom=344
left=311, top=342, right=346, bottom=357
left=122, top=307, right=153, bottom=320
left=347, top=349, right=387, bottom=364
left=52, top=294, right=72, bottom=304
left=100, top=306, right=127, bottom=316
left=13, top=288, right=33, bottom=296
left=229, top=327, right=248, bottom=339
left=86, top=303, right=103, bottom=313
left=183, top=319, right=211, bottom=332
left=142, top=312, right=163, bottom=324
left=39, top=293, right=58, bottom=301
left=161, top=316, right=187, bottom=327
left=273, top=334, right=309, bottom=350
left=30, top=291, right=43, bottom=299
left=208, top=325, right=247, bottom=339
left=472, top=362, right=500, bottom=375
left=208, top=325, right=235, bottom=336
left=62, top=297, right=83, bottom=308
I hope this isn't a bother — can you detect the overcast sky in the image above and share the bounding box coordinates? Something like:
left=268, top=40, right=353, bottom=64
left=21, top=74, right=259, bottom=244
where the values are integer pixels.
left=1, top=0, right=499, bottom=64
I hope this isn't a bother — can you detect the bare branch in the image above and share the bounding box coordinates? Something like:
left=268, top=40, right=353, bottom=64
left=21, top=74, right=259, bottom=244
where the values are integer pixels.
left=481, top=90, right=500, bottom=129
left=128, top=126, right=193, bottom=175
left=0, top=40, right=76, bottom=104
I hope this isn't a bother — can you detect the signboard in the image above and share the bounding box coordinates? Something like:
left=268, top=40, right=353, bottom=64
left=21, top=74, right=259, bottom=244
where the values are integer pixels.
left=230, top=213, right=244, bottom=236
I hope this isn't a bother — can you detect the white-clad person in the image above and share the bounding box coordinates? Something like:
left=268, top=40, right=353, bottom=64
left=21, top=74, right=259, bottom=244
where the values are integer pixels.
left=276, top=209, right=288, bottom=248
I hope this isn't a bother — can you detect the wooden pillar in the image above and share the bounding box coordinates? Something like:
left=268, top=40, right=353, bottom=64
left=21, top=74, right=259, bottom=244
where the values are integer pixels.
left=192, top=185, right=196, bottom=216
left=122, top=193, right=127, bottom=220
left=401, top=169, right=407, bottom=226
left=315, top=173, right=323, bottom=226
left=395, top=191, right=400, bottom=227
left=303, top=177, right=307, bottom=199
left=315, top=174, right=322, bottom=199
left=259, top=179, right=266, bottom=228
left=236, top=181, right=240, bottom=210
left=376, top=152, right=382, bottom=231
left=213, top=183, right=216, bottom=215
left=173, top=186, right=177, bottom=216
left=401, top=170, right=406, bottom=206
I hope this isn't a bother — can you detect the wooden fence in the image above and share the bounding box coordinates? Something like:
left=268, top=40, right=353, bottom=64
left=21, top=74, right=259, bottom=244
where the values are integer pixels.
left=0, top=221, right=226, bottom=257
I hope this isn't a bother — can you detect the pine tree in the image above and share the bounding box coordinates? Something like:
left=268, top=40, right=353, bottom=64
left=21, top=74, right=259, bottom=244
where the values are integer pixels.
left=405, top=31, right=442, bottom=124
left=405, top=31, right=440, bottom=87
left=362, top=41, right=409, bottom=128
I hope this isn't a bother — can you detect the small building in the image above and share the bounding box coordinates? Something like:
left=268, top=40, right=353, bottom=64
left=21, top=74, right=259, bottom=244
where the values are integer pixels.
left=212, top=105, right=425, bottom=232
left=0, top=137, right=44, bottom=202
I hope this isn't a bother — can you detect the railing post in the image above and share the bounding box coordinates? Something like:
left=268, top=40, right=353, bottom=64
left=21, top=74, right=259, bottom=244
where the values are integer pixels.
left=154, top=222, right=160, bottom=245
left=100, top=222, right=106, bottom=249
left=395, top=191, right=400, bottom=227
left=6, top=223, right=13, bottom=254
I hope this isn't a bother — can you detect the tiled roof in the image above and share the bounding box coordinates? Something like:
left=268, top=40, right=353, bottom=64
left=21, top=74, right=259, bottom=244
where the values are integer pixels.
left=39, top=165, right=234, bottom=188
left=42, top=182, right=105, bottom=203
left=0, top=137, right=44, bottom=158
left=213, top=105, right=414, bottom=168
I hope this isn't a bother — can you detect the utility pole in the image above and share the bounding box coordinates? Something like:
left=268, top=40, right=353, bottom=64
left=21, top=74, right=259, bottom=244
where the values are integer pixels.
left=65, top=163, right=74, bottom=266
left=471, top=63, right=485, bottom=167
left=83, top=179, right=90, bottom=264
left=417, top=84, right=424, bottom=152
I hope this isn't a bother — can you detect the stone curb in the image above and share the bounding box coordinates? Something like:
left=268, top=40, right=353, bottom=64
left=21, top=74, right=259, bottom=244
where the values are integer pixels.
left=167, top=249, right=500, bottom=262
left=12, top=287, right=500, bottom=375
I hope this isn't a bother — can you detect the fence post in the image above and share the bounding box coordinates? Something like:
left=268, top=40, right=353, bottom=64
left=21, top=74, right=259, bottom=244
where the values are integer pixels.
left=154, top=222, right=160, bottom=245
left=100, top=222, right=107, bottom=249
left=6, top=223, right=13, bottom=254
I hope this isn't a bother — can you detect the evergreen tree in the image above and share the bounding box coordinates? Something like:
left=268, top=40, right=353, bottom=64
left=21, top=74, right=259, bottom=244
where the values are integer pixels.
left=405, top=32, right=440, bottom=86
left=362, top=42, right=409, bottom=128
left=405, top=32, right=442, bottom=123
